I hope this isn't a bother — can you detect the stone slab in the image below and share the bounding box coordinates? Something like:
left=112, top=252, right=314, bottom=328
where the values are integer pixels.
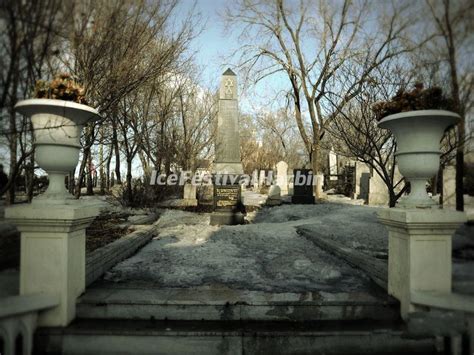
left=210, top=211, right=245, bottom=226
left=77, top=285, right=398, bottom=322
left=35, top=319, right=438, bottom=355
left=291, top=195, right=315, bottom=204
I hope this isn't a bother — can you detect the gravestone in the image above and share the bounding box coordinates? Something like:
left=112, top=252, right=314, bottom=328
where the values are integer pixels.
left=368, top=166, right=403, bottom=206
left=359, top=172, right=370, bottom=202
left=258, top=170, right=266, bottom=188
left=210, top=181, right=244, bottom=225
left=288, top=182, right=294, bottom=196
left=329, top=148, right=338, bottom=181
left=266, top=185, right=282, bottom=206
left=197, top=184, right=214, bottom=206
left=210, top=69, right=245, bottom=225
left=276, top=161, right=289, bottom=195
left=443, top=165, right=456, bottom=207
left=291, top=169, right=315, bottom=204
left=183, top=183, right=197, bottom=206
left=252, top=170, right=259, bottom=191
left=368, top=169, right=389, bottom=205
left=354, top=162, right=371, bottom=200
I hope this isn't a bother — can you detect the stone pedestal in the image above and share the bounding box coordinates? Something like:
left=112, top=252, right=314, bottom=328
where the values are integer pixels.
left=378, top=208, right=466, bottom=319
left=210, top=181, right=245, bottom=225
left=5, top=203, right=99, bottom=326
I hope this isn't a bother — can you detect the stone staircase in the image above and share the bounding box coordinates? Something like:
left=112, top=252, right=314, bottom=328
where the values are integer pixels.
left=33, top=284, right=441, bottom=354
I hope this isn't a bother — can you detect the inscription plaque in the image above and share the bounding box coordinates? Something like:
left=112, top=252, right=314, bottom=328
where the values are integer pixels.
left=214, top=185, right=241, bottom=210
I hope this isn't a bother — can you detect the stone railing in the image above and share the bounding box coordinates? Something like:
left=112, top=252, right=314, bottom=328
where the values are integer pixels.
left=0, top=294, right=58, bottom=355
left=409, top=291, right=474, bottom=355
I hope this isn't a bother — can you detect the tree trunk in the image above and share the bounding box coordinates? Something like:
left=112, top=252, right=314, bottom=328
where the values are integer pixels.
left=105, top=144, right=113, bottom=190
left=112, top=120, right=122, bottom=184
left=439, top=167, right=444, bottom=205
left=311, top=141, right=322, bottom=199
left=126, top=159, right=133, bottom=205
left=26, top=153, right=34, bottom=202
left=75, top=149, right=88, bottom=198
left=444, top=5, right=464, bottom=211
left=86, top=152, right=94, bottom=195
left=99, top=128, right=105, bottom=194
left=7, top=110, right=17, bottom=205
left=139, top=151, right=151, bottom=184
left=388, top=189, right=397, bottom=208
left=455, top=140, right=464, bottom=211
left=68, top=170, right=75, bottom=194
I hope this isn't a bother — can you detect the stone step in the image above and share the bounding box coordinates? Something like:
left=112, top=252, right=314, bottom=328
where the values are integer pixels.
left=77, top=285, right=400, bottom=322
left=35, top=319, right=440, bottom=355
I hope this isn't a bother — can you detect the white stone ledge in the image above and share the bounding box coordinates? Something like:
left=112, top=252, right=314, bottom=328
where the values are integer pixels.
left=411, top=290, right=474, bottom=314
left=377, top=208, right=467, bottom=232
left=0, top=294, right=58, bottom=318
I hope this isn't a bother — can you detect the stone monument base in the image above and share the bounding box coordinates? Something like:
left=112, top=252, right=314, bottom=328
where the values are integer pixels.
left=210, top=211, right=245, bottom=225
left=210, top=180, right=245, bottom=226
left=291, top=195, right=315, bottom=204
left=266, top=198, right=282, bottom=206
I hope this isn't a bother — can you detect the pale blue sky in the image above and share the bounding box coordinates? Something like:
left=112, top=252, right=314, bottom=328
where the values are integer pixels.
left=176, top=0, right=288, bottom=113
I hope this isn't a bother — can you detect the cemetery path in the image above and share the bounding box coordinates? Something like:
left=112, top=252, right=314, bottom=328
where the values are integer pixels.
left=102, top=203, right=473, bottom=294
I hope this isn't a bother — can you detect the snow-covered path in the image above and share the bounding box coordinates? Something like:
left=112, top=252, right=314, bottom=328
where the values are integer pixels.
left=104, top=203, right=473, bottom=293
left=104, top=205, right=380, bottom=293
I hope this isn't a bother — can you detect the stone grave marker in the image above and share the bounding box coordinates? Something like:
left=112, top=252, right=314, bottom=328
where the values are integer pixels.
left=210, top=68, right=245, bottom=225
left=291, top=169, right=315, bottom=204
left=276, top=161, right=289, bottom=195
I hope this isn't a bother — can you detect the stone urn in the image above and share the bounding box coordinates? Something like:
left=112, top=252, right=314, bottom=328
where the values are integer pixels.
left=14, top=99, right=100, bottom=204
left=378, top=110, right=459, bottom=208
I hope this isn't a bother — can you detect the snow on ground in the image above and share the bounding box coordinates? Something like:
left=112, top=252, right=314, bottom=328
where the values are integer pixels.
left=104, top=203, right=473, bottom=293
left=104, top=207, right=376, bottom=293
left=242, top=190, right=267, bottom=206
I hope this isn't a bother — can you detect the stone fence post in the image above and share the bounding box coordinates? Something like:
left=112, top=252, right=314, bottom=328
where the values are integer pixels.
left=6, top=203, right=99, bottom=326
left=378, top=208, right=466, bottom=319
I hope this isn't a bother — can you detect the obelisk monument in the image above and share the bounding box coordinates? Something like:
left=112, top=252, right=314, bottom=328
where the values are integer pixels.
left=214, top=68, right=243, bottom=174
left=210, top=68, right=245, bottom=225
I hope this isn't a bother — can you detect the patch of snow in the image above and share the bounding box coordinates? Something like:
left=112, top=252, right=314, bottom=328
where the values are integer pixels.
left=103, top=203, right=473, bottom=293
left=104, top=207, right=374, bottom=293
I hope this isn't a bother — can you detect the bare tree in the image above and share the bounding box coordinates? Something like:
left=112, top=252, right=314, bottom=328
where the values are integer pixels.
left=0, top=0, right=63, bottom=203
left=174, top=75, right=217, bottom=171
left=328, top=64, right=408, bottom=207
left=256, top=107, right=305, bottom=165
left=424, top=0, right=474, bottom=211
left=227, top=0, right=423, bottom=197
left=62, top=0, right=198, bottom=196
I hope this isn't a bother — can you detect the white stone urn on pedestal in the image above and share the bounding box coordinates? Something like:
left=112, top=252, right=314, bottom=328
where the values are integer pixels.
left=378, top=110, right=459, bottom=208
left=15, top=99, right=100, bottom=204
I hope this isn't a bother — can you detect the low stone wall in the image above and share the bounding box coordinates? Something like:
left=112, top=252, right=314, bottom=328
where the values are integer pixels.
left=86, top=225, right=157, bottom=286
left=297, top=226, right=388, bottom=290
